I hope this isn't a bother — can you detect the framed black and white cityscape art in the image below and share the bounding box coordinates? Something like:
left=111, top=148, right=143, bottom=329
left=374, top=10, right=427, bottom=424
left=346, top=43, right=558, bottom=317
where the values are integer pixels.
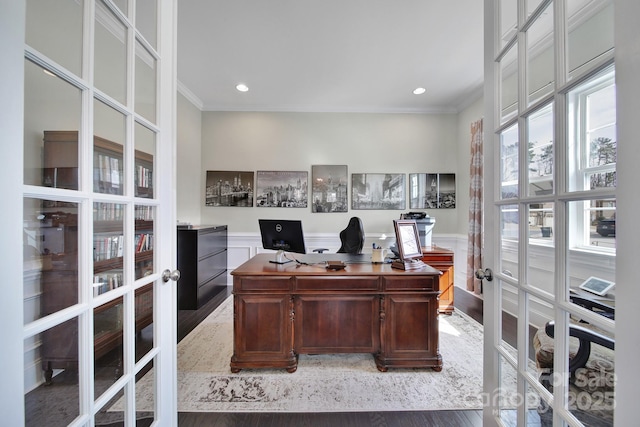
left=311, top=165, right=348, bottom=213
left=205, top=170, right=254, bottom=207
left=256, top=170, right=308, bottom=208
left=351, top=173, right=405, bottom=210
left=409, top=173, right=456, bottom=209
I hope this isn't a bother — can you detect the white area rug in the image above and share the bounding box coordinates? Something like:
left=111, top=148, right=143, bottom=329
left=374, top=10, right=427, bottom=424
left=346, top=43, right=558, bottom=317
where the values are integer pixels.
left=131, top=296, right=510, bottom=413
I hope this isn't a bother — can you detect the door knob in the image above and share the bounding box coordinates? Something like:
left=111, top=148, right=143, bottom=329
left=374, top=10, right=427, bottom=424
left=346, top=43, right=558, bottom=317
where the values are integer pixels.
left=475, top=268, right=494, bottom=282
left=162, top=269, right=181, bottom=283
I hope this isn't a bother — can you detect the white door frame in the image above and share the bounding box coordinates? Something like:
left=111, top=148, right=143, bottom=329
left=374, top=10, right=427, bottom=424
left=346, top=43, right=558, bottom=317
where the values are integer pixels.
left=0, top=1, right=27, bottom=423
left=0, top=1, right=178, bottom=425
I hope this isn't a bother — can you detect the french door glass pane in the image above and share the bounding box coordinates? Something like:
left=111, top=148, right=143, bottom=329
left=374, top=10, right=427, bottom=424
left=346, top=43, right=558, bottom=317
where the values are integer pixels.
left=526, top=0, right=544, bottom=17
left=498, top=353, right=519, bottom=426
left=134, top=123, right=156, bottom=198
left=24, top=319, right=80, bottom=427
left=527, top=104, right=554, bottom=196
left=95, top=0, right=128, bottom=105
left=96, top=387, right=125, bottom=425
left=93, top=202, right=125, bottom=296
left=526, top=2, right=554, bottom=106
left=112, top=0, right=129, bottom=18
left=528, top=203, right=555, bottom=292
left=94, top=100, right=126, bottom=195
left=500, top=124, right=519, bottom=199
left=136, top=0, right=158, bottom=50
left=135, top=358, right=156, bottom=421
left=500, top=45, right=518, bottom=124
left=501, top=282, right=519, bottom=349
left=499, top=0, right=517, bottom=50
left=26, top=0, right=83, bottom=77
left=500, top=204, right=519, bottom=280
left=24, top=59, right=82, bottom=189
left=94, top=299, right=124, bottom=397
left=135, top=41, right=157, bottom=123
left=567, top=0, right=614, bottom=80
left=24, top=198, right=79, bottom=322
left=528, top=202, right=554, bottom=241
left=529, top=294, right=554, bottom=382
left=134, top=205, right=155, bottom=280
left=135, top=285, right=154, bottom=363
left=526, top=382, right=550, bottom=425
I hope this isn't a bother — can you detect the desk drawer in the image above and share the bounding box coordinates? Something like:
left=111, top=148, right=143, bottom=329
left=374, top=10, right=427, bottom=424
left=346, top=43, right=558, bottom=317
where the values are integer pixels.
left=383, top=276, right=437, bottom=291
left=422, top=255, right=453, bottom=265
left=295, top=276, right=379, bottom=291
left=235, top=276, right=293, bottom=292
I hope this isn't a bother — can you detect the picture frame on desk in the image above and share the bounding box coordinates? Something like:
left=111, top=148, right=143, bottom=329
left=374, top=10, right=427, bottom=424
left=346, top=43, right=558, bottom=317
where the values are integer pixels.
left=392, top=219, right=426, bottom=270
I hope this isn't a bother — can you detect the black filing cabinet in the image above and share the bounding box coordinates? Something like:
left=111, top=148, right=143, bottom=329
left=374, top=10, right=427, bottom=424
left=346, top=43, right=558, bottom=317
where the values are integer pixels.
left=177, top=225, right=228, bottom=309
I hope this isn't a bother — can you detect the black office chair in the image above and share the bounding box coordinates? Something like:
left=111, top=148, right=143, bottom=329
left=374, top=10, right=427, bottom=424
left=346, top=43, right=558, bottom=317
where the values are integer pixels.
left=544, top=295, right=615, bottom=375
left=337, top=217, right=365, bottom=254
left=313, top=217, right=365, bottom=254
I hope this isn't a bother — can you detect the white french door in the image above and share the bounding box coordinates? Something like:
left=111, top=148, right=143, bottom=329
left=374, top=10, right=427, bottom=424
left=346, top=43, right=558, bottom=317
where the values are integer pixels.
left=482, top=0, right=620, bottom=426
left=2, top=0, right=177, bottom=425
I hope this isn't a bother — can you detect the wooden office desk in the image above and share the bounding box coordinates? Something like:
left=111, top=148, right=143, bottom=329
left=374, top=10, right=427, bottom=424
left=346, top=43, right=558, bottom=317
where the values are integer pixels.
left=230, top=253, right=443, bottom=373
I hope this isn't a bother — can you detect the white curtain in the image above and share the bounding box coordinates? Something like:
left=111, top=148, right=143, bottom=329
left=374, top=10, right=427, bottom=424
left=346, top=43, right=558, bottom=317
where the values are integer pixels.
left=466, top=119, right=483, bottom=294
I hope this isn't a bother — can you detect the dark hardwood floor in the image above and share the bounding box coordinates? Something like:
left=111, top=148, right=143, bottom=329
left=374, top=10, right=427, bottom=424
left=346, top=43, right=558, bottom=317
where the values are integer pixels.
left=177, top=409, right=484, bottom=427
left=177, top=286, right=490, bottom=427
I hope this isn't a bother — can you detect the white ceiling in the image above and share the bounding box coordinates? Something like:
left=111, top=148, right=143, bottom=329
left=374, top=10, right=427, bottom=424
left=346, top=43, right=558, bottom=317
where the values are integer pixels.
left=177, top=1, right=484, bottom=114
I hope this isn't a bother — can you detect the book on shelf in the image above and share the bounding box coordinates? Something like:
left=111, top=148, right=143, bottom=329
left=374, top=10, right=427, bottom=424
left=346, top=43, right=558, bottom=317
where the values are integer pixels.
left=93, top=270, right=124, bottom=296
left=94, top=153, right=123, bottom=193
left=93, top=234, right=124, bottom=262
left=134, top=205, right=154, bottom=221
left=135, top=232, right=153, bottom=253
left=136, top=164, right=152, bottom=189
left=94, top=202, right=125, bottom=221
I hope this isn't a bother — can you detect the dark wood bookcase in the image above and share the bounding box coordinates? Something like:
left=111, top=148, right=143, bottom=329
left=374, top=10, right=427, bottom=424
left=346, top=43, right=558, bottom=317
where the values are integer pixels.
left=40, top=131, right=155, bottom=384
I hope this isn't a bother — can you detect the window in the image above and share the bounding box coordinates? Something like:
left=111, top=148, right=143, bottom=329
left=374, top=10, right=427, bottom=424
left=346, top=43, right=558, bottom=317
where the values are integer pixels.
left=567, top=67, right=616, bottom=252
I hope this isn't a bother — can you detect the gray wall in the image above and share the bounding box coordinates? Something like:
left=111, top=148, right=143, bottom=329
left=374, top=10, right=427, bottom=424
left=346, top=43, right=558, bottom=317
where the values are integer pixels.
left=175, top=95, right=485, bottom=239
left=176, top=92, right=203, bottom=225
left=194, top=111, right=465, bottom=237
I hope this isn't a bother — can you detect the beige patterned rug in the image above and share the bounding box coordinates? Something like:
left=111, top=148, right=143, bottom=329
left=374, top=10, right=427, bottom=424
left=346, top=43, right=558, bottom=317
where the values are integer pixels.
left=129, top=295, right=505, bottom=413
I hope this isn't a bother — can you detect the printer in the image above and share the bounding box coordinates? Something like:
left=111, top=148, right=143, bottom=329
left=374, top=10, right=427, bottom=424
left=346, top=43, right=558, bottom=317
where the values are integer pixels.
left=400, top=212, right=436, bottom=248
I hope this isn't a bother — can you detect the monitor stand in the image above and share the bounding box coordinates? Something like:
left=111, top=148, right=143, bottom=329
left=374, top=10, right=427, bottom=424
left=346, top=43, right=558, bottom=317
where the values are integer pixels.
left=391, top=258, right=426, bottom=270
left=269, top=250, right=293, bottom=264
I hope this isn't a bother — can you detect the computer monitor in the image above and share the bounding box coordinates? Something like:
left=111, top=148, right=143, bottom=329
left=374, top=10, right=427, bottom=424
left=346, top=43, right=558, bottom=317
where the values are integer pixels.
left=258, top=219, right=307, bottom=264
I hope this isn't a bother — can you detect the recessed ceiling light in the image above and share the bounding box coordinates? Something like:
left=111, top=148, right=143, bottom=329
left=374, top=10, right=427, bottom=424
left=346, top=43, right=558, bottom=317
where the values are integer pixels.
left=236, top=83, right=249, bottom=92
left=413, top=87, right=426, bottom=95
